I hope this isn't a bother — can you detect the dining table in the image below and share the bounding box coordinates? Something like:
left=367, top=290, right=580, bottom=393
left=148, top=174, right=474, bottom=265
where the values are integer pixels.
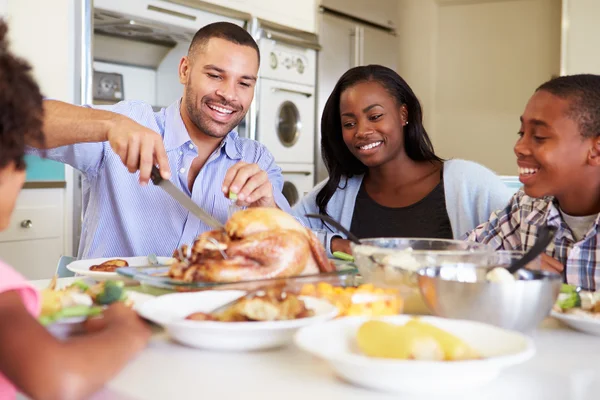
left=20, top=277, right=600, bottom=400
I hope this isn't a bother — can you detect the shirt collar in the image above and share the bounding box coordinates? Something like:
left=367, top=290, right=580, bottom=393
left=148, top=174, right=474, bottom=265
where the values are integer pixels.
left=524, top=196, right=600, bottom=242
left=524, top=196, right=564, bottom=227
left=163, top=99, right=242, bottom=160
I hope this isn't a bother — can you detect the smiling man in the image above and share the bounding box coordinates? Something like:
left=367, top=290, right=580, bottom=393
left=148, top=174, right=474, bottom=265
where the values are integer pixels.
left=467, top=74, right=600, bottom=291
left=27, top=22, right=291, bottom=259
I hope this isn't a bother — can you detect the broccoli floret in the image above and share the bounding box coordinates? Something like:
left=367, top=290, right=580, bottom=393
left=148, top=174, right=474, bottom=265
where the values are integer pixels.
left=560, top=283, right=578, bottom=294
left=557, top=291, right=581, bottom=310
left=95, top=280, right=126, bottom=305
left=69, top=280, right=89, bottom=292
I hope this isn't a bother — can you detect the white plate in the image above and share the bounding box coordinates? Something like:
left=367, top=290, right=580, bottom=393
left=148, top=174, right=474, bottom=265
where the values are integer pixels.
left=294, top=315, right=535, bottom=395
left=46, top=291, right=156, bottom=340
left=66, top=256, right=175, bottom=282
left=136, top=290, right=338, bottom=351
left=551, top=310, right=600, bottom=336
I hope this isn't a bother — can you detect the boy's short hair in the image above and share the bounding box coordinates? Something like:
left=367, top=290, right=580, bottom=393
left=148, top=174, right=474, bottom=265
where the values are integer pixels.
left=187, top=21, right=260, bottom=64
left=537, top=74, right=600, bottom=138
left=0, top=19, right=45, bottom=170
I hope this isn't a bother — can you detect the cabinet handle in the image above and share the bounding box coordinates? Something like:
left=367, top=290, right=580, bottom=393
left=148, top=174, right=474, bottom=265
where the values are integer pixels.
left=20, top=219, right=33, bottom=229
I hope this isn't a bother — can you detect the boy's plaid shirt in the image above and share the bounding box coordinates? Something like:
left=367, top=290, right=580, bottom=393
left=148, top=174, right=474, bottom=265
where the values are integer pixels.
left=465, top=189, right=600, bottom=291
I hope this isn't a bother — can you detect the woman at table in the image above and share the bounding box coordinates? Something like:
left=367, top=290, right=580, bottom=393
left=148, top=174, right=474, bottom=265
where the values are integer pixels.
left=0, top=21, right=150, bottom=400
left=293, top=65, right=513, bottom=255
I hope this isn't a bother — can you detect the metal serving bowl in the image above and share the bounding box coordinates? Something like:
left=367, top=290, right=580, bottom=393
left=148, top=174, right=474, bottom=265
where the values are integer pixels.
left=417, top=263, right=562, bottom=332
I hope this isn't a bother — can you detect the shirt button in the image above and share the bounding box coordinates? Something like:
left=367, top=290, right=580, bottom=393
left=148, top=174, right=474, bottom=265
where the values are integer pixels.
left=179, top=168, right=185, bottom=174
left=188, top=144, right=194, bottom=150
left=179, top=151, right=183, bottom=155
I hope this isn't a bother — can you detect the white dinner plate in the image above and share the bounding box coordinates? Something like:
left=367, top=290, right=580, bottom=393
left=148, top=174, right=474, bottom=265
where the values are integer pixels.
left=551, top=310, right=600, bottom=336
left=66, top=256, right=175, bottom=282
left=136, top=290, right=338, bottom=351
left=294, top=315, right=535, bottom=395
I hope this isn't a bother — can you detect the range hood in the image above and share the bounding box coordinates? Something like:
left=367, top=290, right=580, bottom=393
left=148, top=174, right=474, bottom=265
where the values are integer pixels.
left=91, top=0, right=246, bottom=68
left=94, top=9, right=194, bottom=48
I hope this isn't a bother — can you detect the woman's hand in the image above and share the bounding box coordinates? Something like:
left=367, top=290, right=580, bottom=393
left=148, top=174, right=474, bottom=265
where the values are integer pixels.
left=331, top=237, right=352, bottom=255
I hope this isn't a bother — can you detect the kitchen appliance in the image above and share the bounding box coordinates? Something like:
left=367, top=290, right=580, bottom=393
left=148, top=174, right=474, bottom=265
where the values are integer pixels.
left=315, top=4, right=399, bottom=183
left=254, top=21, right=320, bottom=206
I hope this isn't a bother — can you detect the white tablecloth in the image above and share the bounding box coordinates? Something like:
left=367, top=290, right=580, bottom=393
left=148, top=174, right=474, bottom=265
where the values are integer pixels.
left=22, top=278, right=600, bottom=400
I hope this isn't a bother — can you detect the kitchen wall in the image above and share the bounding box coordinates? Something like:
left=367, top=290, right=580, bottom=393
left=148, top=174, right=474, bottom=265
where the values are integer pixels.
left=396, top=0, right=561, bottom=175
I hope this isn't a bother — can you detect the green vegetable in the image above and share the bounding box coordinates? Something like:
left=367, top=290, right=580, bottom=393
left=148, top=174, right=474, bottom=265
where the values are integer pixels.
left=556, top=291, right=581, bottom=310
left=228, top=191, right=238, bottom=201
left=39, top=305, right=102, bottom=326
left=58, top=305, right=102, bottom=319
left=333, top=251, right=355, bottom=262
left=38, top=315, right=54, bottom=326
left=95, top=280, right=126, bottom=305
left=69, top=280, right=89, bottom=292
left=560, top=283, right=578, bottom=294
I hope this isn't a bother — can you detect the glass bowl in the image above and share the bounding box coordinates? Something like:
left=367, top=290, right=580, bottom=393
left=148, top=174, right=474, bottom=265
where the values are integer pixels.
left=298, top=282, right=403, bottom=317
left=350, top=238, right=495, bottom=314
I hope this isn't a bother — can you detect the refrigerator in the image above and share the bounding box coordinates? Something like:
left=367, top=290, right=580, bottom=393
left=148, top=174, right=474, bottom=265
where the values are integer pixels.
left=315, top=3, right=399, bottom=183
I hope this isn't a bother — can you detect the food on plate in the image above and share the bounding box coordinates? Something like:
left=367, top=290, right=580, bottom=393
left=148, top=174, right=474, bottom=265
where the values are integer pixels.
left=553, top=283, right=600, bottom=318
left=299, top=283, right=403, bottom=317
left=356, top=319, right=481, bottom=361
left=168, top=207, right=336, bottom=283
left=39, top=279, right=128, bottom=325
left=185, top=288, right=314, bottom=322
left=89, top=258, right=129, bottom=272
left=485, top=267, right=516, bottom=283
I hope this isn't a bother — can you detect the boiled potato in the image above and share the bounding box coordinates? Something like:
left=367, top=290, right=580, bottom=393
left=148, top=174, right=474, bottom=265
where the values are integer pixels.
left=404, top=319, right=480, bottom=361
left=356, top=320, right=443, bottom=361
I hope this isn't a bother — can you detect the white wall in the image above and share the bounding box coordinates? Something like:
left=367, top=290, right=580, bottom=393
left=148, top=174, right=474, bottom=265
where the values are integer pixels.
left=396, top=0, right=439, bottom=132
left=5, top=0, right=74, bottom=102
left=397, top=0, right=561, bottom=175
left=156, top=42, right=187, bottom=108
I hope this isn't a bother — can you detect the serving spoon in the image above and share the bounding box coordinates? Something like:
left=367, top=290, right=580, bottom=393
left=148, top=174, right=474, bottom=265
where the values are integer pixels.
left=505, top=224, right=557, bottom=275
left=304, top=213, right=361, bottom=244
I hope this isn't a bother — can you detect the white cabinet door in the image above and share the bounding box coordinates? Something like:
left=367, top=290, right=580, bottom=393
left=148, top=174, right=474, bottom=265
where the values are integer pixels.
left=0, top=189, right=65, bottom=280
left=0, top=238, right=63, bottom=280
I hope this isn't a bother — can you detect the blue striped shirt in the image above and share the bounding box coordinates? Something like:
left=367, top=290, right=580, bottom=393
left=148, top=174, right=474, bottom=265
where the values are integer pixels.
left=27, top=100, right=291, bottom=259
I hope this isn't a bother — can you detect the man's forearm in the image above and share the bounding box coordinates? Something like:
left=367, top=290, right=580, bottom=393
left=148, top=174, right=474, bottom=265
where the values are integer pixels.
left=34, top=100, right=121, bottom=149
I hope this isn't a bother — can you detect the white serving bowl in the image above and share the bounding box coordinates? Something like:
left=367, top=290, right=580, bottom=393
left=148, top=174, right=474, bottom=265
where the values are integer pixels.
left=136, top=290, right=338, bottom=351
left=294, top=315, right=535, bottom=395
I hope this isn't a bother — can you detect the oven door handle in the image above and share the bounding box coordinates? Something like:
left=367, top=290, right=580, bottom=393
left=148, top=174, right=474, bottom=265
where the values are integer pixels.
left=271, top=87, right=313, bottom=98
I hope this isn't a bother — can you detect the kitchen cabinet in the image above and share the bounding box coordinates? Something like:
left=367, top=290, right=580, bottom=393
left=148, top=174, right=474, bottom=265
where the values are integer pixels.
left=320, top=0, right=398, bottom=30
left=0, top=189, right=65, bottom=279
left=187, top=0, right=318, bottom=33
